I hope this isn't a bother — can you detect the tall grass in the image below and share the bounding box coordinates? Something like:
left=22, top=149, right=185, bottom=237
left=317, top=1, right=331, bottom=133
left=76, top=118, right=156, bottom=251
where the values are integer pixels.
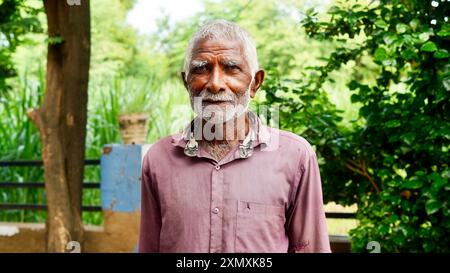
left=87, top=75, right=190, bottom=146
left=145, top=79, right=191, bottom=142
left=0, top=68, right=46, bottom=222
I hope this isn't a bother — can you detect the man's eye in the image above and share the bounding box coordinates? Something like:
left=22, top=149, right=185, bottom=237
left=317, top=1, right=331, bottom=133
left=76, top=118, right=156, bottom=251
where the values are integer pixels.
left=226, top=64, right=240, bottom=71
left=191, top=66, right=208, bottom=74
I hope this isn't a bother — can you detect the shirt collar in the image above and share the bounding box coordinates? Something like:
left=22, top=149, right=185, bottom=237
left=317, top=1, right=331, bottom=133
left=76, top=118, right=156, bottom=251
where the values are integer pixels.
left=171, top=111, right=271, bottom=158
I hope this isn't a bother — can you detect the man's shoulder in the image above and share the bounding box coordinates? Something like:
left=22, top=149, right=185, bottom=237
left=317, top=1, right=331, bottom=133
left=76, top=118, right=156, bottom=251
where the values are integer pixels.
left=143, top=133, right=182, bottom=161
left=267, top=127, right=316, bottom=157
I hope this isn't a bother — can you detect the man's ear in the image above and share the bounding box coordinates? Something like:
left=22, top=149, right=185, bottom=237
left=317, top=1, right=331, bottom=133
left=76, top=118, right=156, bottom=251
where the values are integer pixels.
left=250, top=69, right=265, bottom=98
left=181, top=72, right=188, bottom=90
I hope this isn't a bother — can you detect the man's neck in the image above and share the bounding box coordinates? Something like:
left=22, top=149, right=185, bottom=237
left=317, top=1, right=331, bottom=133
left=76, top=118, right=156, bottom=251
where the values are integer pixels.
left=200, top=112, right=249, bottom=161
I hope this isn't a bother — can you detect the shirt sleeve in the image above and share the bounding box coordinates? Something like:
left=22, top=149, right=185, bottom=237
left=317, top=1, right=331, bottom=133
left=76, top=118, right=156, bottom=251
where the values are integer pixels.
left=138, top=154, right=162, bottom=253
left=285, top=150, right=331, bottom=253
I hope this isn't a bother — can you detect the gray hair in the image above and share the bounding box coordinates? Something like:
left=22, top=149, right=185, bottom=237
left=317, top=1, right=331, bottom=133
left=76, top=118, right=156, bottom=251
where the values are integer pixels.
left=183, top=19, right=259, bottom=81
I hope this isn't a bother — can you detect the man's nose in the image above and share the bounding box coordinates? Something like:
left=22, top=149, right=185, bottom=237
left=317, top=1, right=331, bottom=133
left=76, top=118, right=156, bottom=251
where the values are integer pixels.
left=206, top=67, right=226, bottom=94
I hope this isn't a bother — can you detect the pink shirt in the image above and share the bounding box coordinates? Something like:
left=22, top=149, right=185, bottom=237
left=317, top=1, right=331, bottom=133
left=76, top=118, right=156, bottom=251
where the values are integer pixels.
left=139, top=113, right=331, bottom=253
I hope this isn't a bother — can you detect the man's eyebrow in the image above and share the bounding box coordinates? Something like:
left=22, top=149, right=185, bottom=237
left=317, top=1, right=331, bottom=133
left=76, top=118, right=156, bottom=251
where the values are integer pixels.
left=190, top=60, right=208, bottom=69
left=221, top=59, right=240, bottom=66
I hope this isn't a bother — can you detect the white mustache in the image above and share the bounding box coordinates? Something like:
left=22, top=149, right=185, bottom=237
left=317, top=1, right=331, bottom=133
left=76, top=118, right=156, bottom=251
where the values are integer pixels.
left=198, top=89, right=236, bottom=102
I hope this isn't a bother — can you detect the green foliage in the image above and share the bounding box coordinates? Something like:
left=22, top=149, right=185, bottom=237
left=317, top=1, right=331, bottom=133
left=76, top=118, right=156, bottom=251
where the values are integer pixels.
left=261, top=66, right=361, bottom=208
left=46, top=35, right=63, bottom=45
left=0, top=69, right=45, bottom=222
left=114, top=76, right=158, bottom=114
left=89, top=0, right=154, bottom=79
left=0, top=0, right=42, bottom=93
left=144, top=79, right=191, bottom=142
left=291, top=0, right=450, bottom=252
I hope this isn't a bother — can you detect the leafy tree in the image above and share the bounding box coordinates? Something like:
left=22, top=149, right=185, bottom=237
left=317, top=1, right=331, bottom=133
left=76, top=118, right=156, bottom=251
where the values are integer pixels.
left=89, top=0, right=143, bottom=78
left=0, top=0, right=41, bottom=93
left=267, top=0, right=449, bottom=252
left=9, top=0, right=147, bottom=80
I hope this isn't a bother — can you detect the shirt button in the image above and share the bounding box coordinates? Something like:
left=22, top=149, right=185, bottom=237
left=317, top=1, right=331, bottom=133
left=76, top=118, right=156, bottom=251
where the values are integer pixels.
left=215, top=165, right=220, bottom=170
left=212, top=207, right=220, bottom=214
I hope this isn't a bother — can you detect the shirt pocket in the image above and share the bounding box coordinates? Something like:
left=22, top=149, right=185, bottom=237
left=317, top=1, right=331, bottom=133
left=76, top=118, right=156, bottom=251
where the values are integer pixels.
left=234, top=201, right=286, bottom=253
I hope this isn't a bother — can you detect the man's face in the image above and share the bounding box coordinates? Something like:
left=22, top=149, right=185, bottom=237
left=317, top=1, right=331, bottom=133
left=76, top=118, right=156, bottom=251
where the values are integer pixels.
left=183, top=38, right=263, bottom=124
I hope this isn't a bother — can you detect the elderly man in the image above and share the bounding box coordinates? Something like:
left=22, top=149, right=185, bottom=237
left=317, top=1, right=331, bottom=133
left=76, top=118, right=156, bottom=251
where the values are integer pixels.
left=139, top=20, right=330, bottom=253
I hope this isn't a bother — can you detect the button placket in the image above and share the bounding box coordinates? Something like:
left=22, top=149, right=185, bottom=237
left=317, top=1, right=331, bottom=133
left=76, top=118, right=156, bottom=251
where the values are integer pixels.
left=209, top=164, right=224, bottom=253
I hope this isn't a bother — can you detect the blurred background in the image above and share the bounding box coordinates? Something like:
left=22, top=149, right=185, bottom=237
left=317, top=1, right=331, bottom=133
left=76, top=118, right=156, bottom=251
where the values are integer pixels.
left=0, top=0, right=448, bottom=252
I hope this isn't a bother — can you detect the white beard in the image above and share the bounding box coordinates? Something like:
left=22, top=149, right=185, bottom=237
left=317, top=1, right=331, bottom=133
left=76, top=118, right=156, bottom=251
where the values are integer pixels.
left=189, top=79, right=253, bottom=124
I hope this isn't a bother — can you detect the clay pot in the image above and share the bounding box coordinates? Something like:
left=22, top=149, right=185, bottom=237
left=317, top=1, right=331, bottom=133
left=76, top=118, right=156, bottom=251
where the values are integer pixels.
left=118, top=113, right=149, bottom=144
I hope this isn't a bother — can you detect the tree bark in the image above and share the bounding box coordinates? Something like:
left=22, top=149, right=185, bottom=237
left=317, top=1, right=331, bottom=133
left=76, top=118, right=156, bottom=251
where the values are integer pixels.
left=27, top=0, right=90, bottom=252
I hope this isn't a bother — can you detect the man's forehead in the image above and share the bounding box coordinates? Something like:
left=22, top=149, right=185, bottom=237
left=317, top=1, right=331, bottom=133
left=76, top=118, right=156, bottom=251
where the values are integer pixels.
left=191, top=38, right=245, bottom=58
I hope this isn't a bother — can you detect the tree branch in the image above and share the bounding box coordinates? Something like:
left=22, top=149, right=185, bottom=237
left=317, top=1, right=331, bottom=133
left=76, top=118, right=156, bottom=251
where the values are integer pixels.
left=345, top=159, right=380, bottom=194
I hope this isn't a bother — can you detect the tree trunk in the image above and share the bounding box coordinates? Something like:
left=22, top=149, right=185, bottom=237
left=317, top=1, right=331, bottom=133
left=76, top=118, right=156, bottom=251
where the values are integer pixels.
left=27, top=0, right=90, bottom=252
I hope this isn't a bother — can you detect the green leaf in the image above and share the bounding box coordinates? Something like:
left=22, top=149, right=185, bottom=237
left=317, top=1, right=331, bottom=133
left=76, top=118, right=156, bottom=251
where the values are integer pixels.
left=414, top=171, right=426, bottom=177
left=47, top=36, right=64, bottom=45
left=382, top=59, right=395, bottom=66
left=386, top=119, right=401, bottom=128
left=350, top=93, right=361, bottom=103
left=401, top=48, right=418, bottom=60
left=374, top=19, right=388, bottom=29
left=402, top=132, right=415, bottom=145
left=442, top=169, right=450, bottom=180
left=434, top=49, right=449, bottom=59
left=348, top=80, right=359, bottom=90
left=374, top=47, right=387, bottom=62
left=328, top=6, right=341, bottom=15
left=425, top=199, right=442, bottom=215
left=429, top=172, right=447, bottom=189
left=396, top=23, right=408, bottom=34
left=418, top=32, right=430, bottom=42
left=402, top=177, right=423, bottom=189
left=379, top=224, right=390, bottom=235
left=409, top=19, right=419, bottom=31
left=420, top=41, right=437, bottom=52
left=383, top=33, right=396, bottom=45
left=437, top=26, right=450, bottom=37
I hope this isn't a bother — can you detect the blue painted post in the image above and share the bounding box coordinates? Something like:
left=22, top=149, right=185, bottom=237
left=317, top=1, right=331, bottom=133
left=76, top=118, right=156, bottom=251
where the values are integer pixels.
left=101, top=144, right=143, bottom=212
left=100, top=144, right=151, bottom=252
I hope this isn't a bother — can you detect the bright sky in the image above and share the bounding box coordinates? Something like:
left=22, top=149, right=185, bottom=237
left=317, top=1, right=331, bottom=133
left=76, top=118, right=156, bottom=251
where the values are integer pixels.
left=126, top=0, right=204, bottom=34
